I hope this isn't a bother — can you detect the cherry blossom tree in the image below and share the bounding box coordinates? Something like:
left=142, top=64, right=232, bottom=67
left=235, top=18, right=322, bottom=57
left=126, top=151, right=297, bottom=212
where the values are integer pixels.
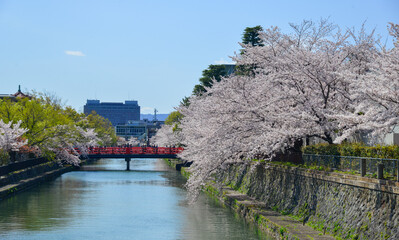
left=75, top=127, right=99, bottom=157
left=117, top=137, right=128, bottom=146
left=238, top=20, right=381, bottom=144
left=150, top=124, right=183, bottom=146
left=164, top=19, right=383, bottom=200
left=118, top=137, right=140, bottom=146
left=127, top=137, right=140, bottom=146
left=0, top=119, right=28, bottom=152
left=42, top=125, right=100, bottom=166
left=335, top=23, right=399, bottom=143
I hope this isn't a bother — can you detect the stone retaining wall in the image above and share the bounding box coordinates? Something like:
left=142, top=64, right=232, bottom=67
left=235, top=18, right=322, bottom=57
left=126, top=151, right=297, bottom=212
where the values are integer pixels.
left=0, top=161, right=75, bottom=200
left=216, top=163, right=399, bottom=239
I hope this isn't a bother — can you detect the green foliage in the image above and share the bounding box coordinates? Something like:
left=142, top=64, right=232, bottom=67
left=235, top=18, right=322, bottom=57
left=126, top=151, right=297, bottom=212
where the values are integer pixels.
left=193, top=64, right=228, bottom=96
left=236, top=25, right=265, bottom=76
left=165, top=111, right=183, bottom=126
left=242, top=25, right=264, bottom=47
left=0, top=97, right=74, bottom=147
left=81, top=111, right=117, bottom=146
left=298, top=203, right=310, bottom=223
left=180, top=96, right=190, bottom=107
left=0, top=94, right=118, bottom=160
left=200, top=65, right=227, bottom=87
left=279, top=226, right=287, bottom=236
left=193, top=85, right=206, bottom=97
left=192, top=84, right=206, bottom=96
left=302, top=143, right=339, bottom=155
left=165, top=111, right=183, bottom=134
left=333, top=221, right=342, bottom=234
left=302, top=142, right=399, bottom=159
left=337, top=142, right=363, bottom=157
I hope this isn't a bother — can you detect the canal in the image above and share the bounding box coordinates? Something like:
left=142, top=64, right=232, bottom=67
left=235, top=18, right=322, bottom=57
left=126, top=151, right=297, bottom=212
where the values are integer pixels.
left=0, top=158, right=271, bottom=240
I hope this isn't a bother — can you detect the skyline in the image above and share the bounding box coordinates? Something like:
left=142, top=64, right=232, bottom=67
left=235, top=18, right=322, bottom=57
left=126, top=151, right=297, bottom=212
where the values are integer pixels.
left=1, top=0, right=398, bottom=114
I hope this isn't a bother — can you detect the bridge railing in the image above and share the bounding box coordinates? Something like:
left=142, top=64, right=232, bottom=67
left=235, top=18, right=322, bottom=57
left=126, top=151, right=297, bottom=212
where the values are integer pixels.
left=77, top=147, right=184, bottom=155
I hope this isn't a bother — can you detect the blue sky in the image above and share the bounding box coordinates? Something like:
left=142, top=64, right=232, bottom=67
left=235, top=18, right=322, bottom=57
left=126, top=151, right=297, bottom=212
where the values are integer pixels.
left=0, top=0, right=398, bottom=114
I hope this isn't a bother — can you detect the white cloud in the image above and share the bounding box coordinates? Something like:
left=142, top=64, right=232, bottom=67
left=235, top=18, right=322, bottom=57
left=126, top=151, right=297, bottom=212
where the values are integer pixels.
left=65, top=50, right=85, bottom=57
left=214, top=58, right=235, bottom=65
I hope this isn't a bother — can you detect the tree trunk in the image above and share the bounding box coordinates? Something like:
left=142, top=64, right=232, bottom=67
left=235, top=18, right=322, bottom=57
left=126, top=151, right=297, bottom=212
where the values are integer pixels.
left=324, top=133, right=334, bottom=144
left=272, top=138, right=304, bottom=164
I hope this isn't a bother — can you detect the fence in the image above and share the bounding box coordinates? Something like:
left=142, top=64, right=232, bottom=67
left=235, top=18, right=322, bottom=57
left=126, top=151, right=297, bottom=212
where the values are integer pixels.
left=302, top=154, right=399, bottom=181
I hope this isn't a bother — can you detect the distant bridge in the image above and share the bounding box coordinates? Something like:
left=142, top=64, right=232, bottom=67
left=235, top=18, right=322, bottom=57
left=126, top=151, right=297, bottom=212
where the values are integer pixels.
left=81, top=147, right=183, bottom=170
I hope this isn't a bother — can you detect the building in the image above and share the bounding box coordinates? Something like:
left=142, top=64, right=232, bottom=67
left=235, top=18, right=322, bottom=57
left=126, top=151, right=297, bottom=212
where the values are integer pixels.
left=222, top=64, right=236, bottom=75
left=115, top=121, right=147, bottom=140
left=115, top=119, right=164, bottom=143
left=83, top=100, right=140, bottom=126
left=0, top=85, right=31, bottom=100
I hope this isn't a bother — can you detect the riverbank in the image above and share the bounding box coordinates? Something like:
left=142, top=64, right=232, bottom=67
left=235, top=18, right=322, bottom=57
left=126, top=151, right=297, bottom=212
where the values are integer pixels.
left=164, top=159, right=335, bottom=240
left=166, top=159, right=399, bottom=239
left=0, top=160, right=83, bottom=201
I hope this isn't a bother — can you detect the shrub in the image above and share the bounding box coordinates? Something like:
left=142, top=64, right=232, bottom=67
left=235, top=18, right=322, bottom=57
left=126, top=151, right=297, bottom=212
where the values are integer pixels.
left=302, top=143, right=399, bottom=159
left=302, top=143, right=339, bottom=155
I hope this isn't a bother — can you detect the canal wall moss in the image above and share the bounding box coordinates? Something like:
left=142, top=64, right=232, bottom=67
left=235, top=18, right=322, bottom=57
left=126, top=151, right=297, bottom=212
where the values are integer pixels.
left=216, top=162, right=399, bottom=240
left=205, top=182, right=336, bottom=240
left=164, top=158, right=181, bottom=169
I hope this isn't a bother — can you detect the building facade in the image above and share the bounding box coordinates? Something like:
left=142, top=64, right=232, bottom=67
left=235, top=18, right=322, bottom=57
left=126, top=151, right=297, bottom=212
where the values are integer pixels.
left=83, top=100, right=140, bottom=126
left=115, top=119, right=164, bottom=143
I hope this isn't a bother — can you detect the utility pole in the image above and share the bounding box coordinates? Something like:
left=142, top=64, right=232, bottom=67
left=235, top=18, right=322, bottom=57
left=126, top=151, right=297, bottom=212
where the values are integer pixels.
left=153, top=108, right=158, bottom=121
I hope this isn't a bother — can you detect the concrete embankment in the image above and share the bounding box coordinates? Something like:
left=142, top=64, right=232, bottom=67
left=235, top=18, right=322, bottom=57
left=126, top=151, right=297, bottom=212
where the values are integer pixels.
left=0, top=161, right=77, bottom=201
left=166, top=159, right=399, bottom=240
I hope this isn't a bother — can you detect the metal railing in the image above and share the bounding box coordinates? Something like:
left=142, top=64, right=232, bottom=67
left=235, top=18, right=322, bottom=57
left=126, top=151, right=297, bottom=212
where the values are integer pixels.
left=302, top=154, right=399, bottom=181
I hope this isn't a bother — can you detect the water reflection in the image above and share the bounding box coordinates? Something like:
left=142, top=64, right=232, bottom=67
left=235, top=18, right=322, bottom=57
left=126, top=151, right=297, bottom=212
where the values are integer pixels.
left=0, top=158, right=270, bottom=240
left=0, top=177, right=81, bottom=232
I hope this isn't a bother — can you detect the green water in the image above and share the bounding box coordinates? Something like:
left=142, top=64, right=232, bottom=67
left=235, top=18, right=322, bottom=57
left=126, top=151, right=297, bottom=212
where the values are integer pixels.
left=0, top=158, right=271, bottom=240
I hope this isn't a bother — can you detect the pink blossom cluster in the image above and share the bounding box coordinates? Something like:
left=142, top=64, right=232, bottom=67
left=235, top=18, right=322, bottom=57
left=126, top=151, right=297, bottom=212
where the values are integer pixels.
left=0, top=119, right=28, bottom=152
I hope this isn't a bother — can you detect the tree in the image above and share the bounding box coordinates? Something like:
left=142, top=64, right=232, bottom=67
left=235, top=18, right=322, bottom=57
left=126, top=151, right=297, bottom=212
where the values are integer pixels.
left=234, top=19, right=380, bottom=144
left=172, top=19, right=380, bottom=201
left=237, top=25, right=265, bottom=75
left=180, top=96, right=191, bottom=107
left=242, top=25, right=264, bottom=47
left=83, top=111, right=117, bottom=146
left=335, top=22, right=399, bottom=142
left=0, top=119, right=28, bottom=160
left=150, top=124, right=183, bottom=147
left=151, top=110, right=185, bottom=147
left=0, top=94, right=107, bottom=165
left=193, top=65, right=228, bottom=96
left=127, top=137, right=140, bottom=146
left=165, top=111, right=183, bottom=126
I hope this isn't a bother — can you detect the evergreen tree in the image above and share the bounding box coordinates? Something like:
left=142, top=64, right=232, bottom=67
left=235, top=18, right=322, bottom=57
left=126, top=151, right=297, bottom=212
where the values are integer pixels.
left=193, top=65, right=227, bottom=96
left=242, top=25, right=264, bottom=47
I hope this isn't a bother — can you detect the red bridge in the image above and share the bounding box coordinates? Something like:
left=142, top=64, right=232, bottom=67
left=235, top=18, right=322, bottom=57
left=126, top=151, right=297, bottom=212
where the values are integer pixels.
left=82, top=147, right=184, bottom=170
